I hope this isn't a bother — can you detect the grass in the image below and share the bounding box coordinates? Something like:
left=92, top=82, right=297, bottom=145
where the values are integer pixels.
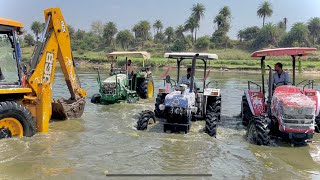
left=21, top=46, right=320, bottom=70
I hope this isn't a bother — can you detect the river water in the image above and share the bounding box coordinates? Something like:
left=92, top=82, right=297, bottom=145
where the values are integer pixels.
left=0, top=69, right=319, bottom=180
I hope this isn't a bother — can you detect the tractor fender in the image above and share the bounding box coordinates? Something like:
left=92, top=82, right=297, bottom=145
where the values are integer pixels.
left=244, top=90, right=264, bottom=116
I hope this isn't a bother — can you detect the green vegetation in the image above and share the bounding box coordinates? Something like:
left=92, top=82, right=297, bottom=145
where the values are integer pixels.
left=14, top=2, right=320, bottom=70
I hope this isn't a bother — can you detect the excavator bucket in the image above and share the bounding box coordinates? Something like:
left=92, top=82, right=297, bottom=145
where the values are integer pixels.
left=51, top=97, right=86, bottom=120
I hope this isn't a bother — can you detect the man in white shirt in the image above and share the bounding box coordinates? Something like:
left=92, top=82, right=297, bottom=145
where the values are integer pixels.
left=179, top=67, right=192, bottom=85
left=273, top=62, right=290, bottom=85
left=179, top=67, right=198, bottom=92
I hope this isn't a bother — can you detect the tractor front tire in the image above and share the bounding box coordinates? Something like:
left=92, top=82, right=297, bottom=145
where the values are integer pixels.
left=205, top=112, right=218, bottom=137
left=207, top=96, right=221, bottom=121
left=247, top=117, right=270, bottom=146
left=315, top=116, right=320, bottom=133
left=91, top=93, right=101, bottom=104
left=155, top=93, right=165, bottom=118
left=242, top=95, right=252, bottom=126
left=137, top=110, right=155, bottom=130
left=137, top=78, right=154, bottom=99
left=0, top=101, right=36, bottom=138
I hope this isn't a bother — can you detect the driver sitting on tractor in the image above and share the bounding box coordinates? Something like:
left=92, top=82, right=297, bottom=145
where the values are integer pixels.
left=273, top=62, right=290, bottom=86
left=179, top=67, right=197, bottom=92
left=122, top=59, right=134, bottom=78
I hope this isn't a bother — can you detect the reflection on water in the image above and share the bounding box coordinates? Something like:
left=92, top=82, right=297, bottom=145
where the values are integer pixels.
left=0, top=69, right=319, bottom=179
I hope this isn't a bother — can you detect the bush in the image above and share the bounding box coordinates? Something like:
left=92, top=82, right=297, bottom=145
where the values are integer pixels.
left=195, top=36, right=210, bottom=50
left=170, top=39, right=187, bottom=51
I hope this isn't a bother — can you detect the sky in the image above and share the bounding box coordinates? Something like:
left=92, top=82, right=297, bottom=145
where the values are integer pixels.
left=1, top=0, right=320, bottom=39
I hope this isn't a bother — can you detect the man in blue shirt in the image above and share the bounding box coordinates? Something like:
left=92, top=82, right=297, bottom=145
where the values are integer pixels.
left=273, top=62, right=290, bottom=85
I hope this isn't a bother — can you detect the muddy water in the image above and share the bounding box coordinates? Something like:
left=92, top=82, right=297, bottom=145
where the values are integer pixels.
left=0, top=69, right=319, bottom=180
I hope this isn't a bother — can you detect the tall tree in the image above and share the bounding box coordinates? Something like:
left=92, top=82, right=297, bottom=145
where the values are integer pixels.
left=237, top=30, right=244, bottom=42
left=191, top=3, right=205, bottom=42
left=289, top=22, right=310, bottom=46
left=91, top=21, right=104, bottom=37
left=31, top=21, right=44, bottom=42
left=307, top=17, right=320, bottom=45
left=212, top=6, right=232, bottom=48
left=116, top=30, right=134, bottom=50
left=175, top=25, right=186, bottom=40
left=103, top=22, right=118, bottom=47
left=24, top=33, right=35, bottom=46
left=185, top=16, right=199, bottom=44
left=153, top=20, right=163, bottom=35
left=132, top=20, right=151, bottom=41
left=257, top=1, right=273, bottom=27
left=164, top=26, right=174, bottom=43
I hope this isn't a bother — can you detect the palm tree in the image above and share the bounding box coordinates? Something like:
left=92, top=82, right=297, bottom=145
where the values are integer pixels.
left=164, top=26, right=174, bottom=43
left=31, top=21, right=44, bottom=42
left=257, top=1, right=273, bottom=27
left=153, top=20, right=163, bottom=34
left=191, top=3, right=205, bottom=42
left=237, top=30, right=244, bottom=42
left=116, top=30, right=134, bottom=50
left=103, top=22, right=118, bottom=47
left=175, top=25, right=186, bottom=40
left=307, top=17, right=320, bottom=45
left=185, top=16, right=199, bottom=44
left=138, top=20, right=151, bottom=41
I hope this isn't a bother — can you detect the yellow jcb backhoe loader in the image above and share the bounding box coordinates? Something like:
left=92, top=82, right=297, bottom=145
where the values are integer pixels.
left=0, top=7, right=86, bottom=139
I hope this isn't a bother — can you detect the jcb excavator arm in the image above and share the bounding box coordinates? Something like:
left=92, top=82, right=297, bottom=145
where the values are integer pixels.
left=27, top=8, right=86, bottom=132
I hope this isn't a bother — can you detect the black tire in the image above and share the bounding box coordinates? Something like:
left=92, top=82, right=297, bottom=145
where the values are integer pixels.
left=137, top=78, right=154, bottom=99
left=137, top=110, right=155, bottom=130
left=315, top=116, right=320, bottom=133
left=91, top=93, right=101, bottom=104
left=205, top=96, right=221, bottom=137
left=0, top=101, right=36, bottom=138
left=205, top=111, right=218, bottom=137
left=207, top=96, right=221, bottom=121
left=247, top=117, right=270, bottom=146
left=241, top=95, right=252, bottom=126
left=155, top=93, right=165, bottom=118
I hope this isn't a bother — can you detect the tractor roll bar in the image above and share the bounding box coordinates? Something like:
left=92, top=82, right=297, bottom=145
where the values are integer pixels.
left=190, top=54, right=199, bottom=93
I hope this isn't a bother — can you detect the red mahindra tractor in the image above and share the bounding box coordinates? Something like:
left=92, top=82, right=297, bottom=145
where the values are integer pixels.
left=241, top=47, right=319, bottom=145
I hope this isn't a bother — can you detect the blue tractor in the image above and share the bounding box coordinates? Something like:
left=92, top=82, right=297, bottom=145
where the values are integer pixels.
left=137, top=53, right=221, bottom=137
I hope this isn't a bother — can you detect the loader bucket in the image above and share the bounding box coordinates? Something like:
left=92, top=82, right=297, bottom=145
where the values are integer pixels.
left=51, top=97, right=86, bottom=120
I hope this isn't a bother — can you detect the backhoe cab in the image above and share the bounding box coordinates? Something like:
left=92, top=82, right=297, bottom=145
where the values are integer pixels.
left=241, top=47, right=318, bottom=146
left=0, top=8, right=86, bottom=139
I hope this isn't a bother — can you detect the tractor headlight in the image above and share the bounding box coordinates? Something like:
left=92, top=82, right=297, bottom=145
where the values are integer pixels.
left=159, top=104, right=165, bottom=111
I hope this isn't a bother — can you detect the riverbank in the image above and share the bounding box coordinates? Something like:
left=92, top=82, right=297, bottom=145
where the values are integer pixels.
left=21, top=47, right=320, bottom=73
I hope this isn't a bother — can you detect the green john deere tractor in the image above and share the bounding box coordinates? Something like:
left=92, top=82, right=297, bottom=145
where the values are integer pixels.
left=91, top=51, right=154, bottom=105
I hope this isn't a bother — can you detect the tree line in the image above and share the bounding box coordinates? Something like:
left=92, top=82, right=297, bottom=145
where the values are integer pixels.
left=21, top=2, right=320, bottom=53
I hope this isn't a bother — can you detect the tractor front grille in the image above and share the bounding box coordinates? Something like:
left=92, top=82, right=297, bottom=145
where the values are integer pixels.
left=104, top=83, right=116, bottom=95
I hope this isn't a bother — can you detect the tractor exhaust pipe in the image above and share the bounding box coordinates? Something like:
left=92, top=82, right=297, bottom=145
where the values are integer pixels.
left=267, top=65, right=273, bottom=117
left=190, top=54, right=199, bottom=93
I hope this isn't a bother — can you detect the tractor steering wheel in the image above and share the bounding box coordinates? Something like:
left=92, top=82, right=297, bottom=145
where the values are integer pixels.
left=274, top=81, right=292, bottom=88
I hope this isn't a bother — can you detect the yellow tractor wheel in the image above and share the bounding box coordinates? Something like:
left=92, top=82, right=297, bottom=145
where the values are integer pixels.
left=147, top=80, right=154, bottom=99
left=137, top=78, right=154, bottom=99
left=0, top=101, right=36, bottom=139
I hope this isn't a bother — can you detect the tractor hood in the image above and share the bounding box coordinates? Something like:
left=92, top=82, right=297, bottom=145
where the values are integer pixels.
left=272, top=86, right=315, bottom=132
left=165, top=90, right=195, bottom=108
left=103, top=74, right=126, bottom=85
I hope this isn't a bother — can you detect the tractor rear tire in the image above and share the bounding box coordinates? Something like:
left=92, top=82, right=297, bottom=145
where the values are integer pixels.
left=315, top=116, right=320, bottom=133
left=0, top=101, right=36, bottom=138
left=137, top=78, right=154, bottom=99
left=247, top=117, right=270, bottom=146
left=242, top=95, right=252, bottom=126
left=137, top=110, right=155, bottom=130
left=155, top=93, right=165, bottom=118
left=91, top=93, right=101, bottom=104
left=205, top=96, right=220, bottom=137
